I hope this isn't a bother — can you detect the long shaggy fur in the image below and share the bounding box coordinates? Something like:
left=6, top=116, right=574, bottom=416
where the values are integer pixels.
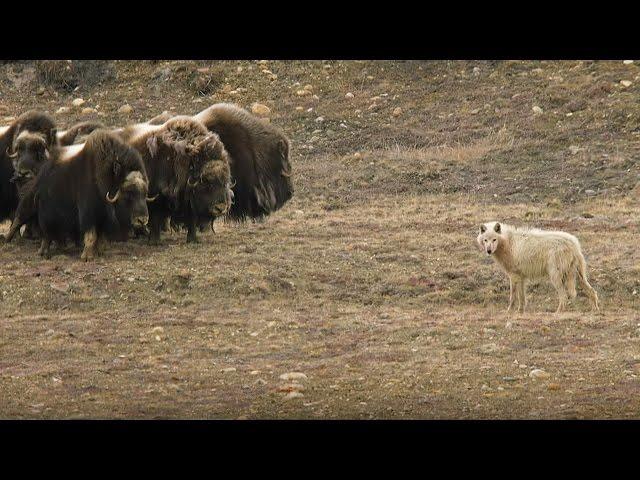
left=6, top=129, right=149, bottom=260
left=119, top=116, right=232, bottom=243
left=477, top=221, right=599, bottom=313
left=0, top=111, right=58, bottom=222
left=193, top=103, right=293, bottom=221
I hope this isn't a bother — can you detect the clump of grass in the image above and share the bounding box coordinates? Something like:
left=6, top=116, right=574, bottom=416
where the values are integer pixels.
left=35, top=60, right=114, bottom=92
left=187, top=65, right=225, bottom=96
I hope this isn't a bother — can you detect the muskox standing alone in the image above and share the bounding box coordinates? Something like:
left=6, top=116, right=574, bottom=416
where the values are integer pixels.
left=118, top=116, right=233, bottom=244
left=7, top=130, right=150, bottom=261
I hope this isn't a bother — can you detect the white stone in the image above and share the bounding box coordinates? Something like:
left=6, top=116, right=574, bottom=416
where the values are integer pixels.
left=251, top=103, right=271, bottom=117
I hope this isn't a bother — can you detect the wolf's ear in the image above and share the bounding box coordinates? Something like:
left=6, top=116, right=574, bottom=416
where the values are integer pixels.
left=494, top=222, right=501, bottom=233
left=480, top=225, right=487, bottom=234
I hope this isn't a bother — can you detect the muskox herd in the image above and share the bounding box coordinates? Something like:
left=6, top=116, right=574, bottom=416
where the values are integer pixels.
left=0, top=103, right=294, bottom=260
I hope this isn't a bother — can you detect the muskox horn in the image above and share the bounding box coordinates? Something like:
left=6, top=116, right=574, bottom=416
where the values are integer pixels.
left=281, top=168, right=292, bottom=178
left=106, top=190, right=120, bottom=203
left=187, top=175, right=199, bottom=187
left=6, top=147, right=17, bottom=159
left=146, top=194, right=159, bottom=202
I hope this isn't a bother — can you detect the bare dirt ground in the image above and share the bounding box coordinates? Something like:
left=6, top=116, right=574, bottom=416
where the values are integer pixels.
left=0, top=60, right=639, bottom=418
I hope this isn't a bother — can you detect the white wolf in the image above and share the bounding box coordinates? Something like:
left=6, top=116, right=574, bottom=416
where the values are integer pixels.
left=476, top=221, right=599, bottom=313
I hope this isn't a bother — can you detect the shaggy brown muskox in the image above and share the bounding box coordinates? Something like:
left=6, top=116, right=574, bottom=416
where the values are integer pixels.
left=1, top=111, right=57, bottom=222
left=193, top=103, right=293, bottom=221
left=117, top=116, right=233, bottom=243
left=3, top=113, right=103, bottom=190
left=6, top=130, right=150, bottom=261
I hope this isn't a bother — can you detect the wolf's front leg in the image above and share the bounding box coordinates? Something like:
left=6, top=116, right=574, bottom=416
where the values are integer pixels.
left=517, top=280, right=527, bottom=313
left=507, top=277, right=515, bottom=312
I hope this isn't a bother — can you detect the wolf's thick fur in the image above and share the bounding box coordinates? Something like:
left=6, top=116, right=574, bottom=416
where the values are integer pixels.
left=477, top=221, right=599, bottom=313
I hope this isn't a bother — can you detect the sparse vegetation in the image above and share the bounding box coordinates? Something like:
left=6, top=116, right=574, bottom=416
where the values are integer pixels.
left=0, top=60, right=639, bottom=419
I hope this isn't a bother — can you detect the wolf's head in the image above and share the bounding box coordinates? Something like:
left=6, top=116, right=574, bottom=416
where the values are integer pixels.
left=477, top=221, right=503, bottom=255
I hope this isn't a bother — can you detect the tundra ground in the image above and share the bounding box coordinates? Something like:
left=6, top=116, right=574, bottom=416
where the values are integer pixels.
left=1, top=60, right=639, bottom=418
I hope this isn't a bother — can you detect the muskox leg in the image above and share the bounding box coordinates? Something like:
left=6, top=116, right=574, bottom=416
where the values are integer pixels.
left=80, top=228, right=98, bottom=262
left=95, top=233, right=106, bottom=256
left=4, top=217, right=24, bottom=243
left=22, top=222, right=41, bottom=240
left=148, top=211, right=164, bottom=246
left=186, top=218, right=199, bottom=244
left=38, top=238, right=51, bottom=259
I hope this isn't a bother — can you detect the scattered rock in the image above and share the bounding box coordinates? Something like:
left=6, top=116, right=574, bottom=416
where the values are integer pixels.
left=623, top=60, right=634, bottom=65
left=81, top=107, right=97, bottom=115
left=295, top=106, right=304, bottom=112
left=36, top=87, right=45, bottom=96
left=532, top=106, right=543, bottom=114
left=581, top=212, right=594, bottom=219
left=345, top=92, right=354, bottom=99
left=296, top=89, right=311, bottom=96
left=529, top=369, right=550, bottom=379
left=118, top=104, right=133, bottom=114
left=279, top=372, right=308, bottom=381
left=569, top=145, right=581, bottom=155
left=56, top=107, right=70, bottom=115
left=392, top=107, right=402, bottom=117
left=72, top=98, right=85, bottom=107
left=251, top=103, right=271, bottom=117
left=547, top=383, right=561, bottom=391
left=584, top=189, right=596, bottom=196
left=284, top=391, right=304, bottom=400
left=315, top=116, right=324, bottom=123
left=222, top=367, right=237, bottom=373
left=620, top=80, right=633, bottom=88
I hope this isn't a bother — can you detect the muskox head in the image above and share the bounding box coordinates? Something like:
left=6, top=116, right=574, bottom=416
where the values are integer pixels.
left=146, top=117, right=233, bottom=217
left=86, top=129, right=152, bottom=231
left=7, top=111, right=57, bottom=184
left=187, top=155, right=233, bottom=220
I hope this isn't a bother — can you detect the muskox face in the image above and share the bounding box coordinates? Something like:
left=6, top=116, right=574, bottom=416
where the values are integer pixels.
left=106, top=171, right=151, bottom=231
left=8, top=131, right=51, bottom=185
left=187, top=160, right=233, bottom=219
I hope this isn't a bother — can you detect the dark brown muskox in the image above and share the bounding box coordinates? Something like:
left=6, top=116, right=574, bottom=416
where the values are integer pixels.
left=117, top=116, right=233, bottom=244
left=193, top=103, right=293, bottom=221
left=0, top=111, right=57, bottom=223
left=6, top=130, right=150, bottom=261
